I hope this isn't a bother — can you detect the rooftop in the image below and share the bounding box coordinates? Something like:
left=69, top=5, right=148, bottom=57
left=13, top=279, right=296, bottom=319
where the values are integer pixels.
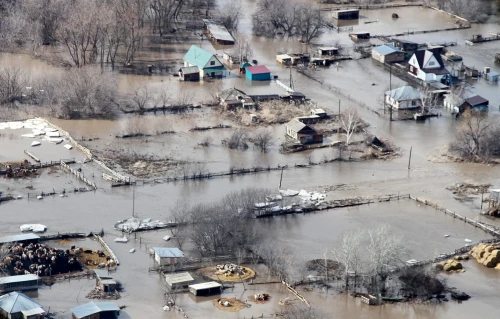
left=318, top=47, right=338, bottom=51
left=246, top=65, right=271, bottom=75
left=180, top=66, right=200, bottom=74
left=21, top=307, right=45, bottom=316
left=153, top=247, right=185, bottom=258
left=183, top=45, right=214, bottom=68
left=202, top=19, right=235, bottom=42
left=333, top=9, right=359, bottom=13
left=0, top=234, right=40, bottom=244
left=465, top=95, right=489, bottom=106
left=0, top=274, right=39, bottom=285
left=94, top=269, right=113, bottom=280
left=385, top=86, right=422, bottom=101
left=189, top=282, right=222, bottom=290
left=71, top=302, right=120, bottom=319
left=373, top=44, right=402, bottom=55
left=286, top=118, right=307, bottom=132
left=165, top=272, right=194, bottom=285
left=0, top=292, right=42, bottom=314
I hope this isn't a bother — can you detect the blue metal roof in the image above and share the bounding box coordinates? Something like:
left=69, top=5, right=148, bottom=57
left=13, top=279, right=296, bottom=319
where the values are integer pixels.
left=373, top=44, right=402, bottom=55
left=0, top=292, right=42, bottom=313
left=71, top=302, right=120, bottom=319
left=153, top=247, right=184, bottom=258
left=0, top=274, right=39, bottom=285
left=183, top=45, right=214, bottom=68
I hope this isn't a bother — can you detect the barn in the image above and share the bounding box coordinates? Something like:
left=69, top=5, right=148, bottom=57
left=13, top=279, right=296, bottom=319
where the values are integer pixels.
left=245, top=65, right=271, bottom=81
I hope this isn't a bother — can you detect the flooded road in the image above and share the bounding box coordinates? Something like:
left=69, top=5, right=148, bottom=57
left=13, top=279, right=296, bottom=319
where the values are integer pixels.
left=1, top=3, right=500, bottom=318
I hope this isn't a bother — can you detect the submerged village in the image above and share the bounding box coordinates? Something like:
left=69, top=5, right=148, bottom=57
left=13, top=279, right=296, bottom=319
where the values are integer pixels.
left=1, top=0, right=500, bottom=318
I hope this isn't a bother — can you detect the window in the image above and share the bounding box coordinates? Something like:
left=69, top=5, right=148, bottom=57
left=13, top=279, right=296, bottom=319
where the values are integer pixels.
left=412, top=101, right=416, bottom=106
left=429, top=61, right=435, bottom=66
left=410, top=66, right=414, bottom=72
left=210, top=61, right=215, bottom=65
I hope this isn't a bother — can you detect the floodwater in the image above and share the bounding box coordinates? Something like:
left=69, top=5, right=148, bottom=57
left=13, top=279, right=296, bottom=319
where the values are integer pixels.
left=1, top=3, right=500, bottom=318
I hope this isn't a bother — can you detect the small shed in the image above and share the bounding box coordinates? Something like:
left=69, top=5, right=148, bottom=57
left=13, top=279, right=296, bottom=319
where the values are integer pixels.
left=276, top=54, right=292, bottom=65
left=94, top=270, right=117, bottom=293
left=70, top=302, right=120, bottom=319
left=245, top=65, right=271, bottom=81
left=178, top=66, right=200, bottom=81
left=165, top=272, right=194, bottom=290
left=0, top=234, right=40, bottom=245
left=153, top=247, right=185, bottom=266
left=350, top=32, right=370, bottom=41
left=459, top=95, right=489, bottom=112
left=392, top=39, right=419, bottom=52
left=0, top=292, right=44, bottom=319
left=318, top=47, right=339, bottom=56
left=239, top=62, right=252, bottom=74
left=486, top=71, right=499, bottom=82
left=0, top=275, right=39, bottom=293
left=332, top=9, right=359, bottom=20
left=371, top=45, right=405, bottom=63
left=285, top=118, right=323, bottom=144
left=188, top=282, right=222, bottom=296
left=202, top=19, right=235, bottom=45
left=311, top=108, right=327, bottom=118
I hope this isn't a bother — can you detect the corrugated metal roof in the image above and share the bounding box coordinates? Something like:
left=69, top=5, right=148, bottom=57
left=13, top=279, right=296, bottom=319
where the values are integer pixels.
left=189, top=282, right=221, bottom=290
left=0, top=234, right=40, bottom=244
left=286, top=118, right=307, bottom=132
left=465, top=95, right=489, bottom=106
left=100, top=279, right=116, bottom=285
left=0, top=274, right=39, bottom=285
left=21, top=307, right=45, bottom=316
left=153, top=247, right=184, bottom=258
left=202, top=19, right=235, bottom=42
left=71, top=302, right=120, bottom=319
left=94, top=269, right=113, bottom=280
left=373, top=44, right=401, bottom=55
left=318, top=47, right=338, bottom=51
left=0, top=292, right=42, bottom=313
left=165, top=272, right=194, bottom=285
left=183, top=45, right=214, bottom=68
left=180, top=66, right=200, bottom=74
left=385, top=86, right=422, bottom=101
left=246, top=65, right=271, bottom=75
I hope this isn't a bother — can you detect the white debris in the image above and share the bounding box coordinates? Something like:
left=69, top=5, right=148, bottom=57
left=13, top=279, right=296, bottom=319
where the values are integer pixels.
left=143, top=218, right=152, bottom=223
left=21, top=134, right=36, bottom=138
left=114, top=237, right=128, bottom=243
left=266, top=194, right=283, bottom=201
left=444, top=234, right=450, bottom=238
left=46, top=137, right=63, bottom=144
left=255, top=202, right=272, bottom=208
left=64, top=144, right=73, bottom=150
left=114, top=217, right=169, bottom=232
left=46, top=131, right=60, bottom=137
left=16, top=195, right=23, bottom=199
left=31, top=141, right=41, bottom=147
left=163, top=306, right=170, bottom=311
left=129, top=248, right=136, bottom=253
left=163, top=236, right=171, bottom=241
left=36, top=195, right=43, bottom=199
left=279, top=189, right=300, bottom=197
left=20, top=224, right=47, bottom=233
left=464, top=239, right=472, bottom=243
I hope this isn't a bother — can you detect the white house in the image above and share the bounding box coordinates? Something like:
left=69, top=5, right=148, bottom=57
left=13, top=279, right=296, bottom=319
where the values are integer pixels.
left=408, top=49, right=449, bottom=82
left=385, top=86, right=422, bottom=110
left=183, top=45, right=227, bottom=78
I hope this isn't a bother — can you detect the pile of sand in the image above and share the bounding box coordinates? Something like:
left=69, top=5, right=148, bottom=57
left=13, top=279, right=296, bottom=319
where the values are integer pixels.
left=470, top=243, right=500, bottom=269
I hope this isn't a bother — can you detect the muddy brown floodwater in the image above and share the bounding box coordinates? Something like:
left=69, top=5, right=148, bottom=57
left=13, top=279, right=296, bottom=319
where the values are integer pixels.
left=1, top=2, right=500, bottom=318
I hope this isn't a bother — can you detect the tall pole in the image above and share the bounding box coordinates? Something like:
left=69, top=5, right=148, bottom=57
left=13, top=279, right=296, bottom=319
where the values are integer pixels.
left=408, top=146, right=412, bottom=170
left=338, top=99, right=341, bottom=118
left=132, top=186, right=135, bottom=218
left=389, top=65, right=393, bottom=121
left=279, top=167, right=284, bottom=189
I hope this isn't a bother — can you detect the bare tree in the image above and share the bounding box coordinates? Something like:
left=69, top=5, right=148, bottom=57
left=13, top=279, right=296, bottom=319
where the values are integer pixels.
left=332, top=229, right=364, bottom=293
left=340, top=108, right=361, bottom=146
left=204, top=79, right=223, bottom=104
left=418, top=86, right=438, bottom=114
left=366, top=224, right=408, bottom=295
left=226, top=129, right=248, bottom=149
left=0, top=67, right=29, bottom=105
left=218, top=0, right=242, bottom=30
left=279, top=303, right=326, bottom=319
left=450, top=109, right=493, bottom=160
left=156, top=86, right=171, bottom=107
left=233, top=33, right=253, bottom=63
left=253, top=129, right=274, bottom=152
left=129, top=84, right=151, bottom=112
left=200, top=134, right=213, bottom=147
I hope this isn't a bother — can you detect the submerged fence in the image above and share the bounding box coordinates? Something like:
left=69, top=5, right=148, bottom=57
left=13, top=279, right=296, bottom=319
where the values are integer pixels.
left=61, top=160, right=97, bottom=189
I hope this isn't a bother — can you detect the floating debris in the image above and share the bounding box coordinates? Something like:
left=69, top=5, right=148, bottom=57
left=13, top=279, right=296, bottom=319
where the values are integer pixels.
left=64, top=144, right=73, bottom=150
left=46, top=137, right=63, bottom=144
left=114, top=217, right=176, bottom=233
left=31, top=141, right=41, bottom=147
left=36, top=195, right=43, bottom=200
left=465, top=239, right=472, bottom=243
left=163, top=236, right=171, bottom=241
left=444, top=234, right=450, bottom=238
left=279, top=189, right=300, bottom=197
left=21, top=134, right=36, bottom=138
left=129, top=248, right=136, bottom=253
left=20, top=224, right=47, bottom=233
left=46, top=131, right=60, bottom=137
left=114, top=237, right=128, bottom=243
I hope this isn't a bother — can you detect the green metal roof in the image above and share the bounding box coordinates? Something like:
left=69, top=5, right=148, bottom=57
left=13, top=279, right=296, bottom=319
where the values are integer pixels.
left=183, top=45, right=214, bottom=68
left=203, top=66, right=226, bottom=72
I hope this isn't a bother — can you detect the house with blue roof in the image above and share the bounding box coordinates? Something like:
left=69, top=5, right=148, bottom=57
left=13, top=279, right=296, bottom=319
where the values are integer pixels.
left=371, top=44, right=405, bottom=63
left=183, top=45, right=227, bottom=79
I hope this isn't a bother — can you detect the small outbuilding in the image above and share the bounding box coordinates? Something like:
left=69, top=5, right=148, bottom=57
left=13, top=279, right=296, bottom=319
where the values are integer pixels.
left=459, top=95, right=489, bottom=112
left=285, top=119, right=323, bottom=144
left=318, top=47, right=339, bottom=56
left=202, top=19, right=235, bottom=45
left=392, top=39, right=420, bottom=53
left=165, top=272, right=194, bottom=290
left=70, top=302, right=120, bottom=319
left=311, top=108, right=327, bottom=118
left=239, top=62, right=252, bottom=74
left=332, top=9, right=359, bottom=20
left=94, top=270, right=117, bottom=293
left=188, top=282, right=222, bottom=296
left=245, top=65, right=271, bottom=81
left=276, top=54, right=292, bottom=65
left=153, top=247, right=185, bottom=266
left=372, top=45, right=405, bottom=63
left=178, top=66, right=200, bottom=81
left=349, top=32, right=370, bottom=41
left=0, top=274, right=39, bottom=293
left=385, top=86, right=423, bottom=110
left=0, top=292, right=44, bottom=319
left=217, top=87, right=255, bottom=110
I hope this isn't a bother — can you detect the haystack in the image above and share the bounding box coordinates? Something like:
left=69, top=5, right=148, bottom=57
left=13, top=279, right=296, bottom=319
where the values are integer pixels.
left=470, top=243, right=500, bottom=269
left=213, top=298, right=246, bottom=312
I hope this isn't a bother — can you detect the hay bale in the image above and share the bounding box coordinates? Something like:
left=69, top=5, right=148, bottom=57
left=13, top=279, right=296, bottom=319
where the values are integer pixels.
left=454, top=255, right=463, bottom=261
left=483, top=255, right=498, bottom=268
left=433, top=263, right=444, bottom=271
left=461, top=254, right=470, bottom=260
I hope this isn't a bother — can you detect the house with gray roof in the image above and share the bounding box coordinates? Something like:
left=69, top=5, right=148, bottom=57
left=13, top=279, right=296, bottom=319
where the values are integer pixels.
left=0, top=292, right=44, bottom=319
left=285, top=119, right=323, bottom=144
left=183, top=45, right=227, bottom=79
left=371, top=44, right=405, bottom=63
left=385, top=86, right=423, bottom=110
left=70, top=301, right=120, bottom=319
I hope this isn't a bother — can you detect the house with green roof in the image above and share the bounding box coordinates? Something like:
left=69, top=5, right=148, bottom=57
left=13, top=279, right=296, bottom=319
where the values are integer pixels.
left=183, top=45, right=227, bottom=78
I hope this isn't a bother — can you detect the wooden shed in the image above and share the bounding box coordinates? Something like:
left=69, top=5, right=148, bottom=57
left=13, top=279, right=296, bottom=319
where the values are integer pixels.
left=332, top=9, right=359, bottom=20
left=178, top=66, right=200, bottom=81
left=188, top=282, right=222, bottom=296
left=350, top=32, right=370, bottom=41
left=371, top=45, right=405, bottom=63
left=165, top=272, right=194, bottom=290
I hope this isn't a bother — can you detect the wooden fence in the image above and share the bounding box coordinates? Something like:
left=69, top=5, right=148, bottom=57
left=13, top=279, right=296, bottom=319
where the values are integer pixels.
left=95, top=235, right=120, bottom=266
left=61, top=160, right=97, bottom=189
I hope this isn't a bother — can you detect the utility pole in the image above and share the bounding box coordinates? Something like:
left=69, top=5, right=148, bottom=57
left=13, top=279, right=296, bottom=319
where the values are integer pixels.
left=279, top=166, right=284, bottom=189
left=289, top=65, right=293, bottom=90
left=132, top=186, right=135, bottom=218
left=408, top=146, right=412, bottom=170
left=389, top=65, right=393, bottom=121
left=338, top=99, right=341, bottom=118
